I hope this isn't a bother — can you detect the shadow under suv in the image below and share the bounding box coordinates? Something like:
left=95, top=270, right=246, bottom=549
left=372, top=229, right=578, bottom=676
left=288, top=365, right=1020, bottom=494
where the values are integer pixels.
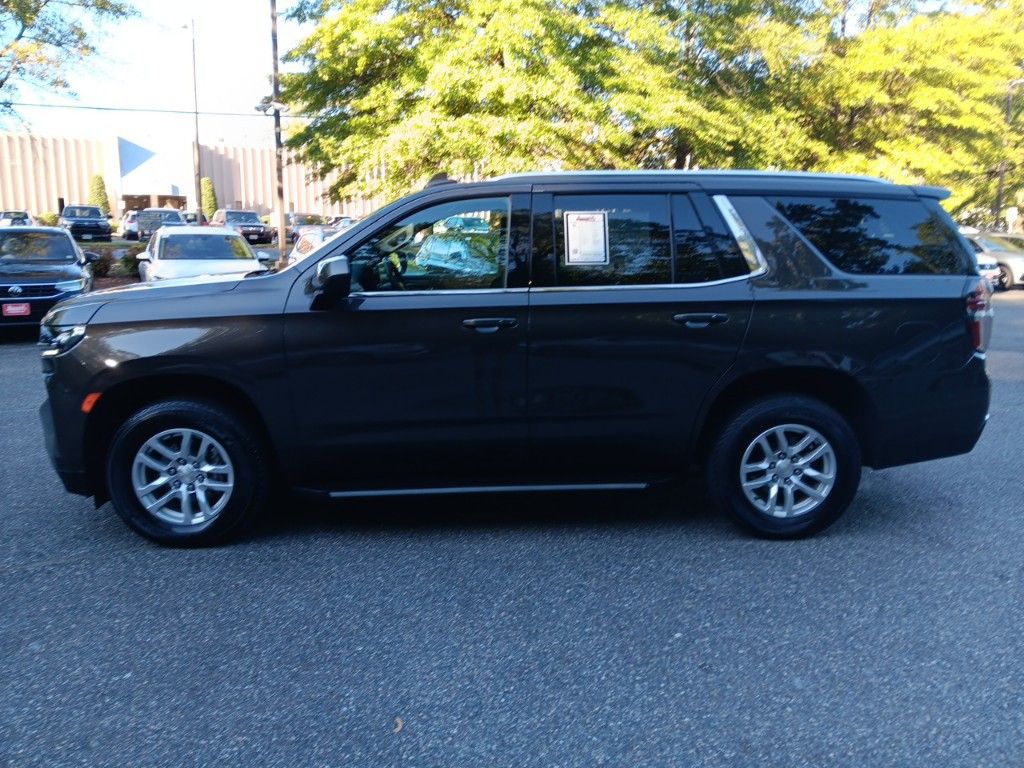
left=39, top=171, right=992, bottom=546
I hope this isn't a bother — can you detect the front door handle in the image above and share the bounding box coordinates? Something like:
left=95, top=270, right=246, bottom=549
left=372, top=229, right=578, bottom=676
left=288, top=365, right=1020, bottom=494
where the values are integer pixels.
left=462, top=317, right=519, bottom=334
left=673, top=312, right=729, bottom=329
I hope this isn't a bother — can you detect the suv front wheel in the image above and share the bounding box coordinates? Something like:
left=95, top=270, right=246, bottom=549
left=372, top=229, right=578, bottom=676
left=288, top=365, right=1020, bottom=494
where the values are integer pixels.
left=106, top=400, right=270, bottom=546
left=707, top=395, right=862, bottom=538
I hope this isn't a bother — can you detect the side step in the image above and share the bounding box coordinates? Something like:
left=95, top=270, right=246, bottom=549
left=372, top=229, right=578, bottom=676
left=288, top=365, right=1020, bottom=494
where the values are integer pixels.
left=321, top=482, right=650, bottom=500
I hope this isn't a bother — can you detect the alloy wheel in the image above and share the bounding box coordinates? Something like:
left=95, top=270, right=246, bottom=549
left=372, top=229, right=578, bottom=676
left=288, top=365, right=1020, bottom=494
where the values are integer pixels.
left=131, top=428, right=235, bottom=526
left=739, top=424, right=837, bottom=518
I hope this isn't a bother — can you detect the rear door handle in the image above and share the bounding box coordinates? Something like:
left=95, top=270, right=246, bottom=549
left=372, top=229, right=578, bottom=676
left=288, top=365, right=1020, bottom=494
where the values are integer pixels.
left=672, top=312, right=729, bottom=329
left=462, top=317, right=519, bottom=334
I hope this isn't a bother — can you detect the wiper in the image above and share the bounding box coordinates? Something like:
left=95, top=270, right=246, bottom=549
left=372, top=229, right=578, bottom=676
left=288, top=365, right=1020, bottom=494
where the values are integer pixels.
left=243, top=267, right=276, bottom=278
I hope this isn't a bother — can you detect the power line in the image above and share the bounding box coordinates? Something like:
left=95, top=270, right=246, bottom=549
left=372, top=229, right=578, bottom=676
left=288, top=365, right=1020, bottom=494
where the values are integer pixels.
left=2, top=101, right=311, bottom=119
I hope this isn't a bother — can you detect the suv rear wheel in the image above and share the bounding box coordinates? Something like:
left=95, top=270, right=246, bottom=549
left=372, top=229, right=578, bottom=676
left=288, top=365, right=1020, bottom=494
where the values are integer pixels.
left=707, top=395, right=861, bottom=538
left=106, top=400, right=269, bottom=546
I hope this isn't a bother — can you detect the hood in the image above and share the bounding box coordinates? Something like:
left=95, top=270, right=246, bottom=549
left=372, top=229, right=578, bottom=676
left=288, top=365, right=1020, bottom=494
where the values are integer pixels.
left=149, top=259, right=262, bottom=281
left=44, top=271, right=252, bottom=326
left=0, top=260, right=83, bottom=282
left=102, top=270, right=253, bottom=296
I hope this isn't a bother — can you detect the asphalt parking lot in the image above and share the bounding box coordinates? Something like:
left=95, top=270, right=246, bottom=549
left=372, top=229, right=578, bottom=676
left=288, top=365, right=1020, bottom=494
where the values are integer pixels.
left=2, top=293, right=1023, bottom=767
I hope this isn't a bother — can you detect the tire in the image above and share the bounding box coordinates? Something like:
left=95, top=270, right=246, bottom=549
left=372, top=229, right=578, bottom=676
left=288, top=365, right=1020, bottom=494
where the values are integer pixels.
left=106, top=400, right=270, bottom=546
left=998, top=264, right=1014, bottom=291
left=707, top=395, right=861, bottom=539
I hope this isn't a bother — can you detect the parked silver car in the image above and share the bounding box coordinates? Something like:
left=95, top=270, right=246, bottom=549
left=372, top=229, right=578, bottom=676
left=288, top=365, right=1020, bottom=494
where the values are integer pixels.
left=964, top=233, right=1024, bottom=290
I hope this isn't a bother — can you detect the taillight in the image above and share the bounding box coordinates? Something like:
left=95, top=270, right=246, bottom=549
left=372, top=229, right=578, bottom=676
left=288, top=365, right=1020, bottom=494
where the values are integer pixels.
left=966, top=279, right=993, bottom=352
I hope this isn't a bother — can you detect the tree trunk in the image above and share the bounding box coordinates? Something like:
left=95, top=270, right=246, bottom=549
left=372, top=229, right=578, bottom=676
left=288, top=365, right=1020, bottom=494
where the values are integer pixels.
left=673, top=133, right=693, bottom=170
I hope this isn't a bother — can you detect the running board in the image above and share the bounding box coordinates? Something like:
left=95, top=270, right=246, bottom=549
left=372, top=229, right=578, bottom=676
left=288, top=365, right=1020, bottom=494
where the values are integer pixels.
left=326, top=482, right=649, bottom=500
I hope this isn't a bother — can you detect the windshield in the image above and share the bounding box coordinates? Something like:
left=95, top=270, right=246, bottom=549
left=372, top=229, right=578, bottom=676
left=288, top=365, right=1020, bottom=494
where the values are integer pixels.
left=62, top=206, right=102, bottom=219
left=159, top=234, right=257, bottom=261
left=157, top=210, right=183, bottom=222
left=291, top=213, right=323, bottom=225
left=974, top=234, right=1024, bottom=253
left=225, top=211, right=261, bottom=224
left=0, top=231, right=76, bottom=261
left=989, top=235, right=1024, bottom=252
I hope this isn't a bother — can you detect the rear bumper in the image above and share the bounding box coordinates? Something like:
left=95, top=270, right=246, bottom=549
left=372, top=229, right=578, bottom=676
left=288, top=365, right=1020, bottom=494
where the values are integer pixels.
left=866, top=355, right=989, bottom=469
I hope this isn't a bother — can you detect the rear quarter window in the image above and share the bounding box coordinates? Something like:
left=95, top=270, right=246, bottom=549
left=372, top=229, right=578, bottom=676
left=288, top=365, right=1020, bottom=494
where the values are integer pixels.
left=769, top=196, right=973, bottom=276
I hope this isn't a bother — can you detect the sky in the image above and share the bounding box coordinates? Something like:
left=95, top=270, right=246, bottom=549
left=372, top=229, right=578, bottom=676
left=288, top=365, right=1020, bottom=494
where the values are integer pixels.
left=2, top=0, right=312, bottom=148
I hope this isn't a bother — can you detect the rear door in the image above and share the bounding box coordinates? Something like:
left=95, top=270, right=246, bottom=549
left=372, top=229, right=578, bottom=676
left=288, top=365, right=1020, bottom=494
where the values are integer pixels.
left=526, top=184, right=760, bottom=480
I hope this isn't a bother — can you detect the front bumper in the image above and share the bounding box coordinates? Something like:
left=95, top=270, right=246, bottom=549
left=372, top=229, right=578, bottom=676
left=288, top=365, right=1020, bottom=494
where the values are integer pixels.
left=1, top=292, right=81, bottom=327
left=236, top=229, right=273, bottom=244
left=39, top=398, right=92, bottom=495
left=68, top=225, right=112, bottom=242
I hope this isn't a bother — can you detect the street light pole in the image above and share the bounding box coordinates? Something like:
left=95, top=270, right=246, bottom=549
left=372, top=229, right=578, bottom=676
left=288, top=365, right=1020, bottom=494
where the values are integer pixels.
left=994, top=77, right=1024, bottom=229
left=270, top=0, right=288, bottom=268
left=190, top=18, right=202, bottom=222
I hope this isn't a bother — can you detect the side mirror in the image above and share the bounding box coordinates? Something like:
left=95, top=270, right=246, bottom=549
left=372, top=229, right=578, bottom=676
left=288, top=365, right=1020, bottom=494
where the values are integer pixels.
left=256, top=250, right=276, bottom=264
left=135, top=252, right=151, bottom=262
left=83, top=251, right=100, bottom=263
left=313, top=255, right=351, bottom=307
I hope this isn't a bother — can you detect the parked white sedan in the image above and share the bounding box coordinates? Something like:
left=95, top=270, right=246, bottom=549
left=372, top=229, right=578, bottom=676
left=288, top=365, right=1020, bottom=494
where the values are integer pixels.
left=137, top=226, right=266, bottom=282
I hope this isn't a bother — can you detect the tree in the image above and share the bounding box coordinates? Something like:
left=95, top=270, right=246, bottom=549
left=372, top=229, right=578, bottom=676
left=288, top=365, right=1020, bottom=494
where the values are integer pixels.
left=87, top=174, right=110, bottom=215
left=283, top=0, right=1024, bottom=219
left=1, top=0, right=135, bottom=109
left=201, top=177, right=218, bottom=220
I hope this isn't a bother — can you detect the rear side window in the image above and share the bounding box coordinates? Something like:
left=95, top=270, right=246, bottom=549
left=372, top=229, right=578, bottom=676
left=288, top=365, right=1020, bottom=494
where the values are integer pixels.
left=770, top=196, right=972, bottom=275
left=552, top=195, right=671, bottom=286
left=672, top=195, right=750, bottom=283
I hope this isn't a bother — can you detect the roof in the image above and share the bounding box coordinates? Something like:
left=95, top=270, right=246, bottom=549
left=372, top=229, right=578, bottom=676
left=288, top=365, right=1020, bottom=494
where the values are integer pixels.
left=156, top=225, right=239, bottom=236
left=0, top=225, right=71, bottom=235
left=455, top=169, right=945, bottom=199
left=490, top=169, right=891, bottom=184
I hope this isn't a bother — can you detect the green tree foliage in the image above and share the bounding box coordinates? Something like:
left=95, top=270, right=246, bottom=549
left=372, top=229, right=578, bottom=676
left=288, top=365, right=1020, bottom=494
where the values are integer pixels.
left=87, top=174, right=110, bottom=215
left=1, top=1, right=135, bottom=109
left=201, top=176, right=218, bottom=220
left=283, top=0, right=1024, bottom=220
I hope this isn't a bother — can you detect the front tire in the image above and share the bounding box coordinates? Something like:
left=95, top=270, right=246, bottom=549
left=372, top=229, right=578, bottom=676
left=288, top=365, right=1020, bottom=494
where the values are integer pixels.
left=707, top=395, right=861, bottom=538
left=998, top=264, right=1014, bottom=291
left=106, top=400, right=269, bottom=546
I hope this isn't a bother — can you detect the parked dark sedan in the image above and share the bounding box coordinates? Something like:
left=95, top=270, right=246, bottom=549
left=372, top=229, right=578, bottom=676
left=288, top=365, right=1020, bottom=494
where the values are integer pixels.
left=0, top=227, right=95, bottom=326
left=59, top=205, right=112, bottom=242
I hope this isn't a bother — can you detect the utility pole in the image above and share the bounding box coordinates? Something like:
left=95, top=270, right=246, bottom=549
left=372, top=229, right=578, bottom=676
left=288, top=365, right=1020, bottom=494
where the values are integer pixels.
left=271, top=0, right=288, bottom=268
left=190, top=18, right=202, bottom=223
left=994, top=78, right=1024, bottom=229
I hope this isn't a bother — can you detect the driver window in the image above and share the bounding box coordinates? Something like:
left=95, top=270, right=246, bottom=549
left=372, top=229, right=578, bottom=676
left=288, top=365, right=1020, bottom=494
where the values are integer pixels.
left=349, top=197, right=509, bottom=292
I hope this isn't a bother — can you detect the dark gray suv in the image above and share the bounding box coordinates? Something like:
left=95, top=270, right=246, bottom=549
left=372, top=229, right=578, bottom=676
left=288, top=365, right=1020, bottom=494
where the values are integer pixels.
left=39, top=171, right=992, bottom=546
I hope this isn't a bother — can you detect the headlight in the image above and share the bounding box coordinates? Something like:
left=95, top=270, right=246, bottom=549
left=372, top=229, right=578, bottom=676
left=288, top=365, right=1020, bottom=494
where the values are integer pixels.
left=39, top=325, right=87, bottom=357
left=54, top=278, right=86, bottom=293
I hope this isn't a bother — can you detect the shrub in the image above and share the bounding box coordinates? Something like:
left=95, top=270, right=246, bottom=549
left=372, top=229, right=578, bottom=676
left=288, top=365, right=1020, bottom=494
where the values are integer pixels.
left=201, top=177, right=218, bottom=220
left=37, top=211, right=58, bottom=226
left=87, top=175, right=111, bottom=215
left=90, top=253, right=114, bottom=278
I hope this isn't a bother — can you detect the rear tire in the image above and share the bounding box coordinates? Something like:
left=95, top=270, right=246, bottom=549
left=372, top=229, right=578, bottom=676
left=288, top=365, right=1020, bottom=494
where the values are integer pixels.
left=106, top=400, right=269, bottom=546
left=707, top=395, right=861, bottom=538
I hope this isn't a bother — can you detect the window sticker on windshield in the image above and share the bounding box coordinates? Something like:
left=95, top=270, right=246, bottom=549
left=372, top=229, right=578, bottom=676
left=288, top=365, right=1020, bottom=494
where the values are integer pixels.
left=564, top=211, right=609, bottom=265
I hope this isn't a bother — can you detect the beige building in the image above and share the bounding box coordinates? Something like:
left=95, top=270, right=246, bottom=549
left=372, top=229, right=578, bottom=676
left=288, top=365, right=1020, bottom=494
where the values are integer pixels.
left=0, top=132, right=379, bottom=219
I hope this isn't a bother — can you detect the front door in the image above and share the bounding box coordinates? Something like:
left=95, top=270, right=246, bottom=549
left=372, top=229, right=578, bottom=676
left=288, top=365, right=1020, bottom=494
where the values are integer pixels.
left=527, top=188, right=758, bottom=481
left=283, top=193, right=531, bottom=491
